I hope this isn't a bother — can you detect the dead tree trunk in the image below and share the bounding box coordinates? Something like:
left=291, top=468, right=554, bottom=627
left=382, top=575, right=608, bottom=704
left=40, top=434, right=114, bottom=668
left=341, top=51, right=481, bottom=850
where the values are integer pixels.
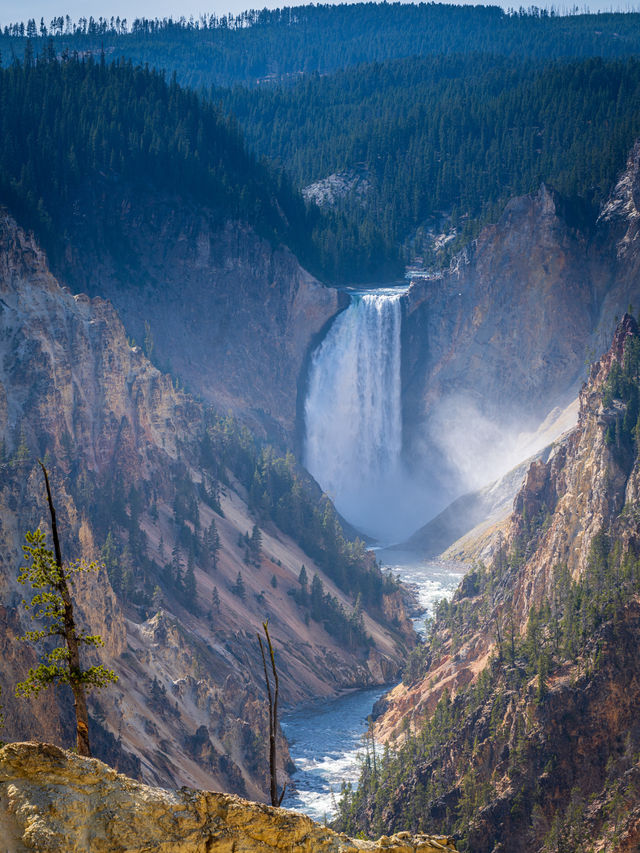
left=257, top=620, right=286, bottom=806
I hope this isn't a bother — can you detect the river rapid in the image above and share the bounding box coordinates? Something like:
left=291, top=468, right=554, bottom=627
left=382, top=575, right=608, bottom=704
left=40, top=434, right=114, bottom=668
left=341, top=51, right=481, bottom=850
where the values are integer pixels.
left=281, top=553, right=465, bottom=821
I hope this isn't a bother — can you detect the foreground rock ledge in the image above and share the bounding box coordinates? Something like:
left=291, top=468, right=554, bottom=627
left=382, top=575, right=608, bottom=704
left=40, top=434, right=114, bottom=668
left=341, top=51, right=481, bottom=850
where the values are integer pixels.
left=0, top=743, right=456, bottom=852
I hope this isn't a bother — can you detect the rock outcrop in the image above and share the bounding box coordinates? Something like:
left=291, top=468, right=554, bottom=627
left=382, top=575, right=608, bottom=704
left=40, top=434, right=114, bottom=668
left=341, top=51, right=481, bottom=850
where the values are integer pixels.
left=0, top=742, right=457, bottom=853
left=403, top=184, right=596, bottom=447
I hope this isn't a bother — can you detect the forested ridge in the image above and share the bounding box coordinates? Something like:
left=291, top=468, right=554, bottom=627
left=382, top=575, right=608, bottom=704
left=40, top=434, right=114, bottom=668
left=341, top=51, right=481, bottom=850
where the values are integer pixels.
left=217, top=53, right=640, bottom=261
left=4, top=4, right=640, bottom=89
left=0, top=54, right=396, bottom=282
left=0, top=54, right=306, bottom=254
left=3, top=6, right=640, bottom=275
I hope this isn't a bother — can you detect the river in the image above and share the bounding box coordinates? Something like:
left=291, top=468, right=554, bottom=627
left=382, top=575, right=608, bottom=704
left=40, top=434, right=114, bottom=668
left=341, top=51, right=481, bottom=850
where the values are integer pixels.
left=280, top=554, right=465, bottom=821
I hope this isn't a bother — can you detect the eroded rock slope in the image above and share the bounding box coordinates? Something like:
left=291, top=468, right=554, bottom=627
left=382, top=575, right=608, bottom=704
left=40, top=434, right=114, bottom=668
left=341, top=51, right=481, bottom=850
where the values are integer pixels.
left=339, top=317, right=640, bottom=853
left=0, top=209, right=412, bottom=800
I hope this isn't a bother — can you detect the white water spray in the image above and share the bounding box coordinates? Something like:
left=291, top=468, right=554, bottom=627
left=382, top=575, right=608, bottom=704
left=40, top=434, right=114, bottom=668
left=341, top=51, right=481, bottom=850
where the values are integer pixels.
left=304, top=289, right=409, bottom=541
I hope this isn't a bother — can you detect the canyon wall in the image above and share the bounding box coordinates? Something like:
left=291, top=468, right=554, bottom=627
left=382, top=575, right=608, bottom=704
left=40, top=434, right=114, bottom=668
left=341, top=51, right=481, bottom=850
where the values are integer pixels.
left=47, top=181, right=342, bottom=443
left=344, top=315, right=640, bottom=852
left=401, top=144, right=640, bottom=506
left=0, top=208, right=411, bottom=800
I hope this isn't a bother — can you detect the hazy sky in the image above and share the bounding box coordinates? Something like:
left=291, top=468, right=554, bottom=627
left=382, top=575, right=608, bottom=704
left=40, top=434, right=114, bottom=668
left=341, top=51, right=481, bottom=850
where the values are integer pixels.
left=2, top=0, right=640, bottom=29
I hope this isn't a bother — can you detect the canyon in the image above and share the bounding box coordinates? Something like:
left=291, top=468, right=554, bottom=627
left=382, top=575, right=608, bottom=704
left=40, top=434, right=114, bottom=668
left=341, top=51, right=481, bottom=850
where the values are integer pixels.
left=0, top=207, right=412, bottom=801
left=3, top=95, right=640, bottom=852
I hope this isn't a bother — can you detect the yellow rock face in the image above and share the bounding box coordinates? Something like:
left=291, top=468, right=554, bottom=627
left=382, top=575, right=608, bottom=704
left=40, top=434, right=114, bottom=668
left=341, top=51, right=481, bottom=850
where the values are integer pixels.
left=0, top=743, right=457, bottom=853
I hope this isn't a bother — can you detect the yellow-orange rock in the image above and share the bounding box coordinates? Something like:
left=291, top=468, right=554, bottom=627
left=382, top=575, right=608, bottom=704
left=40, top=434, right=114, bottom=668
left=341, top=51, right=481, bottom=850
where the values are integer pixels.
left=0, top=742, right=457, bottom=853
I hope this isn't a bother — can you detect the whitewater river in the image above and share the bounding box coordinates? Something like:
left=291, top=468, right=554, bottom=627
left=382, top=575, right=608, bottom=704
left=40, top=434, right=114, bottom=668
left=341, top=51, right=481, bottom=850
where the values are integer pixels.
left=281, top=554, right=465, bottom=821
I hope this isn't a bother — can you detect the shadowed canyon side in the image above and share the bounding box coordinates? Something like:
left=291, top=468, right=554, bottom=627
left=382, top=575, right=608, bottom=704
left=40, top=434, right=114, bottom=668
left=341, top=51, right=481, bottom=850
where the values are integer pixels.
left=339, top=316, right=640, bottom=852
left=0, top=208, right=413, bottom=800
left=49, top=185, right=340, bottom=443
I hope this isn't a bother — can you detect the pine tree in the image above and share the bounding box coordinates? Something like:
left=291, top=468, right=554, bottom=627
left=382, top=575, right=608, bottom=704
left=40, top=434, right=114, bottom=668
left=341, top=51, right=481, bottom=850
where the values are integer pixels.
left=205, top=519, right=220, bottom=570
left=16, top=463, right=117, bottom=757
left=249, top=523, right=262, bottom=566
left=184, top=554, right=197, bottom=608
left=232, top=572, right=246, bottom=600
left=212, top=585, right=220, bottom=612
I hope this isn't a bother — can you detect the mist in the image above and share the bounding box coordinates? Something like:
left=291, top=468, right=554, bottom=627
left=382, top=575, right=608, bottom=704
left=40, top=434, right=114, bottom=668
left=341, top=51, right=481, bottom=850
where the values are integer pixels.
left=419, top=393, right=579, bottom=510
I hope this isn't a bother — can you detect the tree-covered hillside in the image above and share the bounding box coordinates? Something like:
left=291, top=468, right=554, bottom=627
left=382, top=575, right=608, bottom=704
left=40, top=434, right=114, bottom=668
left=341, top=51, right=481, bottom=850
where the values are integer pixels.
left=0, top=54, right=303, bottom=251
left=4, top=5, right=640, bottom=272
left=4, top=4, right=640, bottom=89
left=217, top=53, right=640, bottom=261
left=0, top=54, right=397, bottom=282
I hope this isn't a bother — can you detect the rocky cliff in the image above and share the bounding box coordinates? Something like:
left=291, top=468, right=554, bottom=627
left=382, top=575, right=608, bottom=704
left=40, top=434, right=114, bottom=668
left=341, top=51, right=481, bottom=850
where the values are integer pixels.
left=0, top=742, right=457, bottom=853
left=0, top=208, right=412, bottom=801
left=338, top=317, right=640, bottom=852
left=47, top=180, right=341, bottom=444
left=401, top=145, right=640, bottom=507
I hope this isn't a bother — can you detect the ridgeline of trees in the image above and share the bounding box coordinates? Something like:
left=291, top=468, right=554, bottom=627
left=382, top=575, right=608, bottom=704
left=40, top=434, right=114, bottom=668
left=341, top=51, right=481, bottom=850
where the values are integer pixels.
left=4, top=5, right=640, bottom=89
left=4, top=10, right=640, bottom=275
left=2, top=8, right=640, bottom=274
left=216, top=53, right=640, bottom=261
left=0, top=53, right=305, bottom=262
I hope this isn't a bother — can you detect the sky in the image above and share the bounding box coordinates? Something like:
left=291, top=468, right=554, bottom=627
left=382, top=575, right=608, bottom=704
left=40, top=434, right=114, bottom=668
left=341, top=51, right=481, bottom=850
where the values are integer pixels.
left=1, top=0, right=640, bottom=29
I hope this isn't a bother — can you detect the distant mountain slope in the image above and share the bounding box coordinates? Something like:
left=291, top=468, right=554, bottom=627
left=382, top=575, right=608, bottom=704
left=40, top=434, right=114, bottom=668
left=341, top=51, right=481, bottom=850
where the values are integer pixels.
left=5, top=5, right=640, bottom=88
left=0, top=56, right=397, bottom=284
left=0, top=56, right=310, bottom=265
left=0, top=208, right=412, bottom=799
left=217, top=54, right=640, bottom=260
left=338, top=316, right=640, bottom=852
left=4, top=9, right=640, bottom=272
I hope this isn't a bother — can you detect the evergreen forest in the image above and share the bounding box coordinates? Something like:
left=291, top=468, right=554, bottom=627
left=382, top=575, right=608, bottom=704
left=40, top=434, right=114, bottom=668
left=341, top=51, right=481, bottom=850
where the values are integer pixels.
left=5, top=4, right=640, bottom=89
left=216, top=53, right=640, bottom=261
left=0, top=54, right=395, bottom=282
left=2, top=6, right=640, bottom=278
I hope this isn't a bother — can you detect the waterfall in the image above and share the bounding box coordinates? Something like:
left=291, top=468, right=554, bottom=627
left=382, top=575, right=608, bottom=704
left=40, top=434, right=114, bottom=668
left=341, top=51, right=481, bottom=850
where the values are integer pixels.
left=303, top=289, right=406, bottom=541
